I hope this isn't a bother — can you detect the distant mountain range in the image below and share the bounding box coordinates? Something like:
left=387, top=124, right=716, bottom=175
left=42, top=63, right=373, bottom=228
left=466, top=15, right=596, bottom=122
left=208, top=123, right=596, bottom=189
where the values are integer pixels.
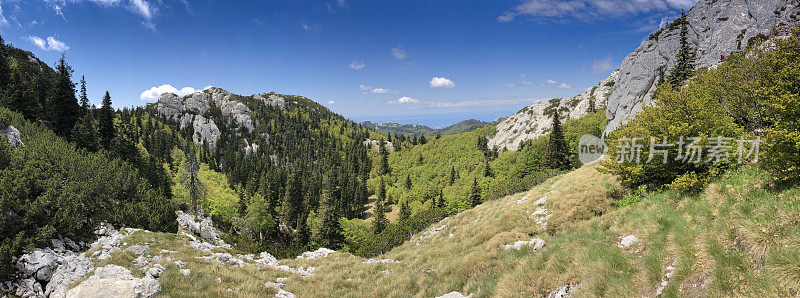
left=361, top=119, right=489, bottom=136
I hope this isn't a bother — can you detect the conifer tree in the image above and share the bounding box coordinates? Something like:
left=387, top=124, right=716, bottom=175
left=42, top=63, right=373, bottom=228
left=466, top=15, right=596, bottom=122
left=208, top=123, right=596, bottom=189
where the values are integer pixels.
left=449, top=164, right=456, bottom=185
left=404, top=174, right=412, bottom=189
left=282, top=170, right=304, bottom=229
left=545, top=111, right=570, bottom=170
left=436, top=189, right=445, bottom=209
left=483, top=157, right=492, bottom=177
left=0, top=35, right=9, bottom=92
left=398, top=200, right=410, bottom=222
left=184, top=148, right=203, bottom=215
left=78, top=76, right=89, bottom=111
left=98, top=91, right=116, bottom=148
left=666, top=10, right=696, bottom=87
left=50, top=54, right=80, bottom=138
left=378, top=140, right=390, bottom=175
left=373, top=178, right=388, bottom=234
left=470, top=178, right=481, bottom=208
left=317, top=174, right=342, bottom=248
left=71, top=113, right=100, bottom=152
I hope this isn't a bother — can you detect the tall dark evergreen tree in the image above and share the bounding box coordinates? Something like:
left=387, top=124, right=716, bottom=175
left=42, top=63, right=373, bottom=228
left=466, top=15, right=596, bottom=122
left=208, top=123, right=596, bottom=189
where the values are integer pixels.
left=666, top=10, right=696, bottom=87
left=470, top=178, right=481, bottom=208
left=378, top=140, right=390, bottom=175
left=404, top=174, right=412, bottom=189
left=398, top=200, right=411, bottom=222
left=449, top=164, right=456, bottom=185
left=483, top=157, right=493, bottom=177
left=78, top=76, right=89, bottom=111
left=71, top=113, right=100, bottom=152
left=282, top=170, right=304, bottom=229
left=317, top=174, right=342, bottom=248
left=49, top=54, right=80, bottom=138
left=98, top=91, right=116, bottom=148
left=0, top=34, right=9, bottom=92
left=545, top=111, right=570, bottom=170
left=184, top=148, right=203, bottom=215
left=373, top=178, right=388, bottom=234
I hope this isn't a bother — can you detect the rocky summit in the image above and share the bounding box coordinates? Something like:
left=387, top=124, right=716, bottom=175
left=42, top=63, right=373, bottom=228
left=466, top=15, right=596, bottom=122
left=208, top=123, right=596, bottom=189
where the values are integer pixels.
left=604, top=0, right=799, bottom=134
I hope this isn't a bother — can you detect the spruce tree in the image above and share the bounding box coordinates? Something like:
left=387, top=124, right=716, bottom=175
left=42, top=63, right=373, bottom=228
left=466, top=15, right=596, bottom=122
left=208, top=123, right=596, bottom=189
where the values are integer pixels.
left=483, top=157, right=492, bottom=177
left=71, top=113, right=100, bottom=152
left=317, top=174, right=342, bottom=248
left=98, top=91, right=116, bottom=148
left=545, top=111, right=570, bottom=170
left=398, top=200, right=410, bottom=222
left=373, top=178, right=388, bottom=234
left=378, top=140, right=390, bottom=175
left=282, top=170, right=304, bottom=229
left=50, top=54, right=80, bottom=138
left=79, top=76, right=89, bottom=111
left=436, top=189, right=445, bottom=209
left=470, top=178, right=481, bottom=208
left=0, top=34, right=9, bottom=92
left=184, top=148, right=203, bottom=215
left=404, top=174, right=412, bottom=189
left=666, top=10, right=696, bottom=87
left=449, top=164, right=456, bottom=185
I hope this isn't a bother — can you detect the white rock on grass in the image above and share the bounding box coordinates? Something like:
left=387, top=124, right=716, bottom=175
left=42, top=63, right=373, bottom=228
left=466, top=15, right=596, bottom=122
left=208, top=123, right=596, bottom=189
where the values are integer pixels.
left=362, top=258, right=398, bottom=264
left=436, top=291, right=473, bottom=298
left=515, top=194, right=530, bottom=204
left=66, top=265, right=161, bottom=298
left=1, top=125, right=23, bottom=148
left=534, top=196, right=547, bottom=206
left=179, top=269, right=191, bottom=276
left=532, top=208, right=549, bottom=216
left=146, top=264, right=165, bottom=278
left=297, top=248, right=335, bottom=259
left=45, top=254, right=94, bottom=297
left=618, top=235, right=640, bottom=249
left=547, top=284, right=582, bottom=298
left=266, top=281, right=295, bottom=298
left=504, top=238, right=546, bottom=251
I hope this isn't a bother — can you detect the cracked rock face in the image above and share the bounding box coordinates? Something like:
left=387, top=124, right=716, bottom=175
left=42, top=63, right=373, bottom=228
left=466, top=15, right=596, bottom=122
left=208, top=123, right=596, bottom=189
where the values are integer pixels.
left=605, top=0, right=799, bottom=134
left=489, top=71, right=618, bottom=151
left=1, top=126, right=23, bottom=148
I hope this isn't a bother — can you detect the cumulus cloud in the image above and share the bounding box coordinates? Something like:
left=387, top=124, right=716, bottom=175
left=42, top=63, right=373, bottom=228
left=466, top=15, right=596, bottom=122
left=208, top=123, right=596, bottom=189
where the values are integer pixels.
left=558, top=83, right=572, bottom=89
left=27, top=36, right=69, bottom=51
left=429, top=77, right=455, bottom=89
left=349, top=60, right=365, bottom=70
left=520, top=80, right=533, bottom=85
left=140, top=84, right=197, bottom=101
left=546, top=78, right=557, bottom=84
left=498, top=0, right=698, bottom=23
left=395, top=96, right=418, bottom=104
left=391, top=47, right=406, bottom=60
left=327, top=100, right=335, bottom=104
left=591, top=57, right=614, bottom=74
left=506, top=83, right=516, bottom=88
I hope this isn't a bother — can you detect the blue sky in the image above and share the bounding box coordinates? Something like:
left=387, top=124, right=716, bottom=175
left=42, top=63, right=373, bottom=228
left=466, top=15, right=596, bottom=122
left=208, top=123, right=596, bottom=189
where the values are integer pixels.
left=0, top=0, right=696, bottom=127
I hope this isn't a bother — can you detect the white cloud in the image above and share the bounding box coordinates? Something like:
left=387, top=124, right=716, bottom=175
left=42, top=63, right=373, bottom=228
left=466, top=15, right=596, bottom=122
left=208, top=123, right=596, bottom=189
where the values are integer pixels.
left=558, top=83, right=572, bottom=89
left=520, top=73, right=527, bottom=78
left=498, top=0, right=698, bottom=23
left=27, top=36, right=69, bottom=51
left=348, top=61, right=365, bottom=70
left=391, top=47, right=406, bottom=60
left=506, top=83, right=515, bottom=88
left=301, top=23, right=314, bottom=32
left=327, top=100, right=336, bottom=104
left=520, top=80, right=533, bottom=85
left=592, top=57, right=614, bottom=74
left=369, top=88, right=391, bottom=94
left=129, top=0, right=153, bottom=19
left=359, top=85, right=396, bottom=94
left=0, top=3, right=8, bottom=25
left=396, top=96, right=418, bottom=104
left=140, top=84, right=197, bottom=101
left=546, top=79, right=558, bottom=84
left=429, top=77, right=455, bottom=89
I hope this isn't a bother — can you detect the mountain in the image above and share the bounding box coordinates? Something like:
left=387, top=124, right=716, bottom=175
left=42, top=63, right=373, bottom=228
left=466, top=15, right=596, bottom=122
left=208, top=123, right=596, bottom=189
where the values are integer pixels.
left=604, top=0, right=799, bottom=133
left=361, top=119, right=488, bottom=136
left=488, top=70, right=618, bottom=151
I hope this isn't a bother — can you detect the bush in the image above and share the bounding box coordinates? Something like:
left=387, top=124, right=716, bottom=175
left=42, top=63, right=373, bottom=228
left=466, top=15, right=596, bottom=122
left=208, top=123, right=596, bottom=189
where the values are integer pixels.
left=0, top=108, right=176, bottom=281
left=355, top=207, right=447, bottom=257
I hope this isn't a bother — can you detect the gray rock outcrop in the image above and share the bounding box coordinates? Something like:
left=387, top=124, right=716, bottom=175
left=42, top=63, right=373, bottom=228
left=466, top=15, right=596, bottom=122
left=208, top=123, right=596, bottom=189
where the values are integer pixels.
left=65, top=265, right=161, bottom=298
left=605, top=0, right=799, bottom=134
left=1, top=125, right=23, bottom=148
left=489, top=71, right=618, bottom=151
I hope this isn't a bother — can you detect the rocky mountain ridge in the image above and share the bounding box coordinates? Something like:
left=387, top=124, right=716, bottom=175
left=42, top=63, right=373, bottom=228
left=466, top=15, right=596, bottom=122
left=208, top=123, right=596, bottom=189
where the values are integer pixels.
left=604, top=0, right=799, bottom=133
left=361, top=119, right=489, bottom=136
left=488, top=70, right=618, bottom=151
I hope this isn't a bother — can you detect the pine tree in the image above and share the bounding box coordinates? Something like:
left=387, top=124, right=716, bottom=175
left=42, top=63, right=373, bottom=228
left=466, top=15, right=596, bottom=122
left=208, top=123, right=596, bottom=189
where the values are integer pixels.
left=317, top=174, right=342, bottom=248
left=49, top=54, right=80, bottom=138
left=470, top=178, right=481, bottom=208
left=373, top=178, right=388, bottom=234
left=483, top=157, right=492, bottom=177
left=98, top=91, right=116, bottom=148
left=378, top=140, right=390, bottom=175
left=666, top=10, right=696, bottom=87
left=436, top=189, right=445, bottom=209
left=184, top=148, right=203, bottom=215
left=404, top=174, right=412, bottom=189
left=545, top=111, right=570, bottom=170
left=449, top=164, right=456, bottom=185
left=398, top=200, right=410, bottom=222
left=296, top=213, right=310, bottom=246
left=0, top=34, right=9, bottom=92
left=282, top=170, right=304, bottom=229
left=71, top=113, right=100, bottom=152
left=78, top=76, right=89, bottom=111
left=588, top=99, right=596, bottom=113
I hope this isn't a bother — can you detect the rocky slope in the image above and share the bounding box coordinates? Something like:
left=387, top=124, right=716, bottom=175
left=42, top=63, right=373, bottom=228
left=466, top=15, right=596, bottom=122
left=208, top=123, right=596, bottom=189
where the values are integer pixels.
left=155, top=88, right=286, bottom=148
left=604, top=0, right=799, bottom=134
left=488, top=70, right=618, bottom=151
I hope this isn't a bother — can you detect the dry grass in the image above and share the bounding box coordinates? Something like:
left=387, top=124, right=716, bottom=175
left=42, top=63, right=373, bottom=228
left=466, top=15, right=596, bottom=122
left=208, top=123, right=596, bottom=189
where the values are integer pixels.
left=77, top=164, right=800, bottom=297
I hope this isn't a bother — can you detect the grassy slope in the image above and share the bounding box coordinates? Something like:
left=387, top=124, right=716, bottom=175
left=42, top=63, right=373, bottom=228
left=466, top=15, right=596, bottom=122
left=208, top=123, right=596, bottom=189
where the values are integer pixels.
left=78, top=163, right=800, bottom=297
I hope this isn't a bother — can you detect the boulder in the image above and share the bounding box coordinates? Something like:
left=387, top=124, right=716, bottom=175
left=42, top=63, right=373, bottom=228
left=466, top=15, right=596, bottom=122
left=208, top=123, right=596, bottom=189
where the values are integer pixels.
left=65, top=265, right=161, bottom=298
left=1, top=125, right=23, bottom=148
left=436, top=291, right=473, bottom=298
left=504, top=238, right=546, bottom=251
left=297, top=248, right=335, bottom=260
left=618, top=235, right=640, bottom=249
left=16, top=248, right=60, bottom=281
left=45, top=254, right=94, bottom=297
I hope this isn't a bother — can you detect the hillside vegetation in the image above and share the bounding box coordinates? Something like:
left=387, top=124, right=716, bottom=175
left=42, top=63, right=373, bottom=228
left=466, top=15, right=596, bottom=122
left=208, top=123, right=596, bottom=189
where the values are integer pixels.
left=361, top=119, right=488, bottom=136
